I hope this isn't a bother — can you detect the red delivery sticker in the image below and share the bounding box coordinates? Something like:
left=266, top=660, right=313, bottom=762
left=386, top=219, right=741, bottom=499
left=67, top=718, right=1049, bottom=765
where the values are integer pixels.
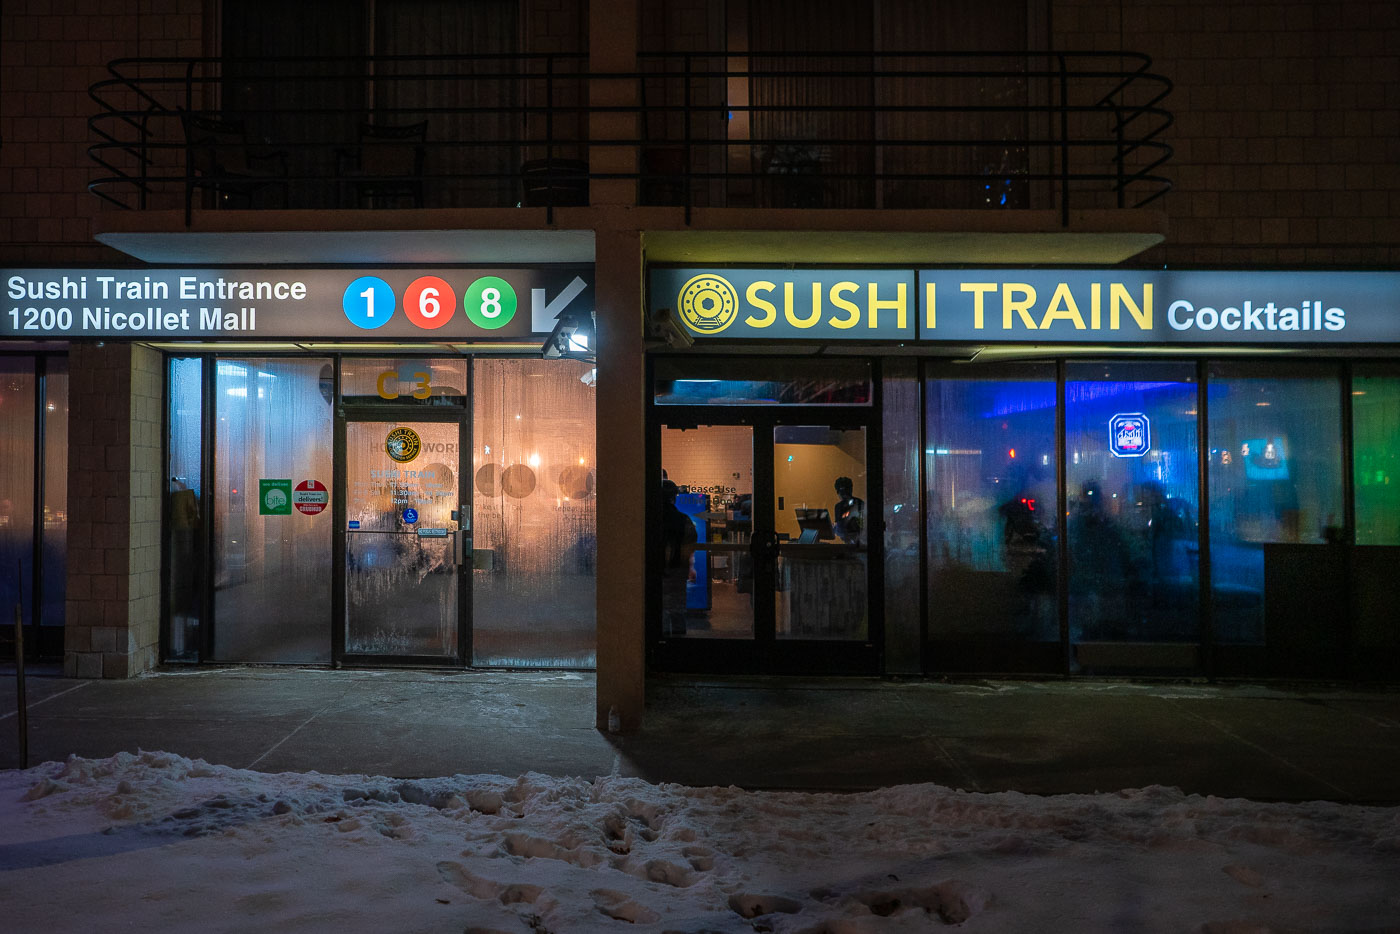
left=293, top=479, right=329, bottom=515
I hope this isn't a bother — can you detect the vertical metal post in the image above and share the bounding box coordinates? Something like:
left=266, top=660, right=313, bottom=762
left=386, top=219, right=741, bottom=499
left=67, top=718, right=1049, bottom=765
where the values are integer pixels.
left=1058, top=54, right=1070, bottom=228
left=683, top=52, right=692, bottom=226
left=200, top=354, right=215, bottom=661
left=14, top=562, right=28, bottom=770
left=1196, top=360, right=1213, bottom=676
left=546, top=54, right=556, bottom=225
left=1115, top=107, right=1126, bottom=208
left=1055, top=358, right=1070, bottom=673
left=139, top=107, right=151, bottom=210
left=184, top=60, right=197, bottom=227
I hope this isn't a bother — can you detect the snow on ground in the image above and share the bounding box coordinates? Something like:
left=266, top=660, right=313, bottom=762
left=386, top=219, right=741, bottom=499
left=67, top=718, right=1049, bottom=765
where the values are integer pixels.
left=2, top=752, right=1398, bottom=933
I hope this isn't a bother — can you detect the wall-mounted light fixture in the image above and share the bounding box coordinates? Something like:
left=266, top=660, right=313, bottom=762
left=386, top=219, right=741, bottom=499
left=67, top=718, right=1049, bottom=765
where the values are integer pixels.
left=541, top=309, right=595, bottom=362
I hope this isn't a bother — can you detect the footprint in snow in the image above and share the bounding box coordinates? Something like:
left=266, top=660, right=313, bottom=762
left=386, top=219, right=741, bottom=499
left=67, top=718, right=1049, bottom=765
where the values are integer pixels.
left=592, top=888, right=662, bottom=924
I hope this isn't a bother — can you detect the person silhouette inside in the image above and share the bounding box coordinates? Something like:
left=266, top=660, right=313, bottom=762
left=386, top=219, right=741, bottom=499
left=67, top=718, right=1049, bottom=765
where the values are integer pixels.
left=660, top=479, right=698, bottom=634
left=832, top=476, right=865, bottom=545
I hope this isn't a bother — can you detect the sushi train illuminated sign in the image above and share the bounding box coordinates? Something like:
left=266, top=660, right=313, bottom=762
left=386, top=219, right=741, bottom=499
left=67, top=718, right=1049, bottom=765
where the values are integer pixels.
left=650, top=269, right=1400, bottom=345
left=650, top=268, right=917, bottom=340
left=918, top=270, right=1400, bottom=344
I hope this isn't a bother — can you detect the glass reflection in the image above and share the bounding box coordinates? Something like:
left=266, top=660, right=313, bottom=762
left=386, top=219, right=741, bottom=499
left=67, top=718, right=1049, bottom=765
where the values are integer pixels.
left=926, top=367, right=1058, bottom=657
left=1207, top=364, right=1343, bottom=645
left=1066, top=363, right=1199, bottom=652
left=166, top=357, right=203, bottom=661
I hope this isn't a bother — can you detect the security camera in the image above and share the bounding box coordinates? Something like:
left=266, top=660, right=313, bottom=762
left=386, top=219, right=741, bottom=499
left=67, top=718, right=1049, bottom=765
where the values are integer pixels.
left=648, top=306, right=694, bottom=349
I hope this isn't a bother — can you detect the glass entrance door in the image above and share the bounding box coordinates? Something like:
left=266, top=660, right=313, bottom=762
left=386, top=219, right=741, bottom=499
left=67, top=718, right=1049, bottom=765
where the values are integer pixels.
left=772, top=425, right=869, bottom=642
left=342, top=418, right=467, bottom=661
left=655, top=417, right=878, bottom=673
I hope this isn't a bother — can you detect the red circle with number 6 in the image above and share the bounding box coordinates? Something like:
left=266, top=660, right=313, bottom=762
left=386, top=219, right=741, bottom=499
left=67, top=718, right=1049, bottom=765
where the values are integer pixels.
left=404, top=276, right=456, bottom=330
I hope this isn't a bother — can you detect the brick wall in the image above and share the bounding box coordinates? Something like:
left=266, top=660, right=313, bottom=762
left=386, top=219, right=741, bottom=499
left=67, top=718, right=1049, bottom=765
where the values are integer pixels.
left=64, top=342, right=162, bottom=678
left=0, top=0, right=204, bottom=266
left=1053, top=0, right=1400, bottom=267
left=661, top=424, right=754, bottom=500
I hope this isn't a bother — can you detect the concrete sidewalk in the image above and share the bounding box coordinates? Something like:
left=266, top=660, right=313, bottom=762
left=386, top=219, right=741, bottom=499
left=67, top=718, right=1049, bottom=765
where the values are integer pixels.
left=2, top=666, right=1398, bottom=802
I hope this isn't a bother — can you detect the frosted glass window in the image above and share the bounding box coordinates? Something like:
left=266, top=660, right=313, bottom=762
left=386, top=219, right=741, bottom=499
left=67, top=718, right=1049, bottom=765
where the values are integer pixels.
left=1207, top=363, right=1343, bottom=645
left=472, top=358, right=596, bottom=667
left=340, top=357, right=468, bottom=406
left=42, top=359, right=67, bottom=629
left=0, top=357, right=36, bottom=629
left=925, top=365, right=1059, bottom=656
left=344, top=420, right=460, bottom=657
left=881, top=360, right=921, bottom=672
left=1353, top=368, right=1400, bottom=546
left=166, top=357, right=203, bottom=661
left=213, top=358, right=333, bottom=662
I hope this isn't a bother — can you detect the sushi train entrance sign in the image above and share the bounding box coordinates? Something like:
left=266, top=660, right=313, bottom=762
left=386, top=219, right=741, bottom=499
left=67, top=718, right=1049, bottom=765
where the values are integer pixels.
left=2, top=266, right=592, bottom=340
left=650, top=268, right=1400, bottom=345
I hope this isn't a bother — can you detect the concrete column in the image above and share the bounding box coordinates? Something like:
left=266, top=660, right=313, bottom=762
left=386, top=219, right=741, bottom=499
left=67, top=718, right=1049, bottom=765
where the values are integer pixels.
left=593, top=227, right=647, bottom=732
left=65, top=343, right=162, bottom=678
left=589, top=0, right=646, bottom=731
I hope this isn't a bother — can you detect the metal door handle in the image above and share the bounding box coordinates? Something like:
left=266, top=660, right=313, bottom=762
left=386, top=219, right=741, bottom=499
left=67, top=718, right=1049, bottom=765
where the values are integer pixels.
left=750, top=529, right=779, bottom=561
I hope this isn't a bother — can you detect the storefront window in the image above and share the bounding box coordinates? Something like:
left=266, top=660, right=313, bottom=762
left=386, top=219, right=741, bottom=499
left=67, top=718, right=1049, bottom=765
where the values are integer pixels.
left=881, top=359, right=921, bottom=672
left=925, top=364, right=1058, bottom=668
left=472, top=358, right=596, bottom=666
left=654, top=358, right=871, bottom=405
left=1066, top=363, right=1199, bottom=663
left=213, top=358, right=333, bottom=662
left=42, top=358, right=67, bottom=631
left=1207, top=363, right=1344, bottom=645
left=1353, top=366, right=1400, bottom=546
left=659, top=424, right=756, bottom=640
left=166, top=357, right=203, bottom=661
left=0, top=357, right=36, bottom=630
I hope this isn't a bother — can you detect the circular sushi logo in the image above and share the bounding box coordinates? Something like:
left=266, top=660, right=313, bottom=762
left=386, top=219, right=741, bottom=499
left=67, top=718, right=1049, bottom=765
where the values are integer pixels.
left=385, top=426, right=422, bottom=463
left=677, top=274, right=739, bottom=334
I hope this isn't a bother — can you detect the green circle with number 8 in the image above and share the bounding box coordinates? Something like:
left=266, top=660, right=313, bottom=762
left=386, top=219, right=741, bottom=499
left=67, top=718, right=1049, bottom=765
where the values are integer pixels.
left=463, top=276, right=517, bottom=330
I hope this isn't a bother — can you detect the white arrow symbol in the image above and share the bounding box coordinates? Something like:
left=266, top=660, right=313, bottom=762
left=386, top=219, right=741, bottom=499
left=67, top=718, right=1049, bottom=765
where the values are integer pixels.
left=532, top=276, right=589, bottom=333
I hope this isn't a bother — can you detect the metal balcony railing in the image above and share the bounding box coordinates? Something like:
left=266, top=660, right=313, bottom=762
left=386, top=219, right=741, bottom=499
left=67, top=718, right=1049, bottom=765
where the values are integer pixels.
left=87, top=51, right=1171, bottom=225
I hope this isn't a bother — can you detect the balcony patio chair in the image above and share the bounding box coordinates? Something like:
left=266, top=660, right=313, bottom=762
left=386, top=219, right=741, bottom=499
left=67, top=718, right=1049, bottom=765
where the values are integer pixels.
left=180, top=112, right=288, bottom=214
left=336, top=120, right=428, bottom=208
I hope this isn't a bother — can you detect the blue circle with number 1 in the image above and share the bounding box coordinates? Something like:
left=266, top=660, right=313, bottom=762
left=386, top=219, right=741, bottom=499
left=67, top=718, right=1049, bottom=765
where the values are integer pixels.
left=343, top=276, right=395, bottom=329
left=402, top=508, right=418, bottom=524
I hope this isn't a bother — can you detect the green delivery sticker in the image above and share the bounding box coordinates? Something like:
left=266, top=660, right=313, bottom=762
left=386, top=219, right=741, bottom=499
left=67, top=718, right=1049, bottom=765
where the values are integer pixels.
left=259, top=479, right=292, bottom=515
